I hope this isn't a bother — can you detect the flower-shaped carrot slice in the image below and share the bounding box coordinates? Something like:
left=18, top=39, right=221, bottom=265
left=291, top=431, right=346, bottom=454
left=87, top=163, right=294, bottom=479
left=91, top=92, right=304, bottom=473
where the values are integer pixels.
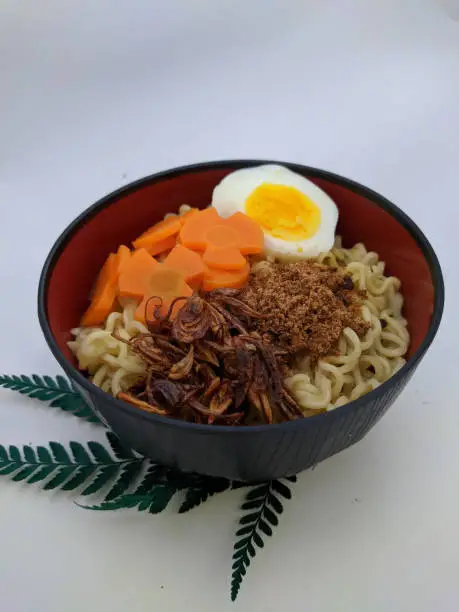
left=163, top=244, right=205, bottom=290
left=202, top=261, right=250, bottom=292
left=117, top=248, right=158, bottom=301
left=179, top=207, right=220, bottom=250
left=132, top=216, right=182, bottom=252
left=223, top=212, right=264, bottom=254
left=134, top=267, right=192, bottom=325
left=180, top=208, right=264, bottom=271
left=202, top=246, right=246, bottom=271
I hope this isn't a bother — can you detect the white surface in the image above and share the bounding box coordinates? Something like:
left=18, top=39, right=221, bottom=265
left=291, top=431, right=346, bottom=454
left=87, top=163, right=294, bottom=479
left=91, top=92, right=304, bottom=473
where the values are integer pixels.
left=1, top=1, right=458, bottom=611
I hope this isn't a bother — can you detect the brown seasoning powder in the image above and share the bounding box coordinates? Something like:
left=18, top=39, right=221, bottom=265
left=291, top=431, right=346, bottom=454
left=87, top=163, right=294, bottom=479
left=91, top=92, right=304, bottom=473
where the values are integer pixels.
left=241, top=260, right=369, bottom=358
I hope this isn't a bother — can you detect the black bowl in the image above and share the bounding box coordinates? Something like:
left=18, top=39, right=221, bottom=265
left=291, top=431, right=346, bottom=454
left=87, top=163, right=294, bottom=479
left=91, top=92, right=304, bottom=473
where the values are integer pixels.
left=38, top=160, right=444, bottom=482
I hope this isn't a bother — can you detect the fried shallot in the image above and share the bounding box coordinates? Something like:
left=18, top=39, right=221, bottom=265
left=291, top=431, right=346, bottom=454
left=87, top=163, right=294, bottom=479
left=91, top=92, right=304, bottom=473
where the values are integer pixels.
left=117, top=292, right=305, bottom=425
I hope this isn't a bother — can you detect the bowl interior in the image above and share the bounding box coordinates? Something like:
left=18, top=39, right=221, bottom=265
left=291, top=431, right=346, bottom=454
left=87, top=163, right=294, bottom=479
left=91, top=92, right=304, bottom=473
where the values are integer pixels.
left=44, top=163, right=436, bottom=365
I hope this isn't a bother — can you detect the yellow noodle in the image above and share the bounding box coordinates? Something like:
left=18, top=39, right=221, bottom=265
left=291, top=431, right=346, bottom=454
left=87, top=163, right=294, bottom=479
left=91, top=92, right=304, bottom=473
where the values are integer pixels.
left=71, top=234, right=409, bottom=417
left=285, top=239, right=410, bottom=413
left=69, top=301, right=148, bottom=396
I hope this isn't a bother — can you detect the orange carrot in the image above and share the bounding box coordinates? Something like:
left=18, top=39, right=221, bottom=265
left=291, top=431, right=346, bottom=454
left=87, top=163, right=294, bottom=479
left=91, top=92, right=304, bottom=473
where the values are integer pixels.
left=117, top=248, right=158, bottom=301
left=202, top=261, right=250, bottom=292
left=223, top=212, right=264, bottom=254
left=202, top=245, right=246, bottom=271
left=178, top=207, right=220, bottom=250
left=91, top=253, right=116, bottom=299
left=132, top=216, right=182, bottom=251
left=146, top=235, right=177, bottom=257
left=178, top=208, right=199, bottom=225
left=134, top=267, right=192, bottom=324
left=81, top=284, right=117, bottom=327
left=81, top=253, right=118, bottom=326
left=180, top=208, right=264, bottom=262
left=164, top=244, right=205, bottom=289
left=115, top=245, right=131, bottom=276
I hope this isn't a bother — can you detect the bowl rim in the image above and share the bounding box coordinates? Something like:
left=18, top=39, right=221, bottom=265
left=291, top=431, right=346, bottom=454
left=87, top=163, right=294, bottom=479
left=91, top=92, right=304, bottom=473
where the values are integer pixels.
left=38, top=159, right=445, bottom=434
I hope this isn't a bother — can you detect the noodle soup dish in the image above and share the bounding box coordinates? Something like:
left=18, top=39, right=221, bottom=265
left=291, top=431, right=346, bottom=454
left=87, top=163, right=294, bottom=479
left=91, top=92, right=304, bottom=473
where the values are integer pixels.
left=38, top=161, right=444, bottom=481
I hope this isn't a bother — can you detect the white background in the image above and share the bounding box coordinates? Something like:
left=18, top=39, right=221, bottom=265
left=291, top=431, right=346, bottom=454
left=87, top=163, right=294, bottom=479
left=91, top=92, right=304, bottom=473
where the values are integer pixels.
left=1, top=1, right=458, bottom=611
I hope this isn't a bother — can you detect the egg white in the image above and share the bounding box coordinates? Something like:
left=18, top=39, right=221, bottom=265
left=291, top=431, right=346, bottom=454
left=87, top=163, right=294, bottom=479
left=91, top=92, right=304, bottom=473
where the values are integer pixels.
left=211, top=164, right=338, bottom=259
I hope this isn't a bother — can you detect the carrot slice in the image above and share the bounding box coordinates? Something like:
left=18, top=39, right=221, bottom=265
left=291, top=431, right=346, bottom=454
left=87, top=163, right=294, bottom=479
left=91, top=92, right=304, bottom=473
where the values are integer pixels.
left=202, top=261, right=250, bottom=292
left=81, top=253, right=118, bottom=326
left=132, top=216, right=182, bottom=251
left=115, top=245, right=131, bottom=276
left=180, top=207, right=264, bottom=263
left=202, top=245, right=246, bottom=271
left=164, top=244, right=205, bottom=290
left=91, top=253, right=116, bottom=298
left=117, top=248, right=158, bottom=301
left=178, top=208, right=199, bottom=225
left=224, top=212, right=264, bottom=254
left=146, top=235, right=177, bottom=256
left=134, top=268, right=192, bottom=324
left=179, top=207, right=220, bottom=250
left=81, top=283, right=117, bottom=327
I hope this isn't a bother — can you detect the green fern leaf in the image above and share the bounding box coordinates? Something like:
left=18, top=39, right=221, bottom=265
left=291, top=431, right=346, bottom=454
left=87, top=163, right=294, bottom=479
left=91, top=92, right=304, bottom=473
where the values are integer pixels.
left=258, top=518, right=272, bottom=537
left=80, top=465, right=119, bottom=497
left=36, top=446, right=52, bottom=463
left=267, top=492, right=283, bottom=514
left=134, top=465, right=169, bottom=494
left=105, top=432, right=135, bottom=460
left=271, top=480, right=292, bottom=499
left=103, top=461, right=144, bottom=501
left=178, top=477, right=230, bottom=513
left=239, top=510, right=260, bottom=525
left=8, top=446, right=21, bottom=463
left=43, top=466, right=77, bottom=490
left=61, top=466, right=97, bottom=491
left=69, top=442, right=92, bottom=465
left=80, top=471, right=182, bottom=513
left=79, top=492, right=162, bottom=512
left=0, top=374, right=100, bottom=424
left=263, top=506, right=278, bottom=527
left=0, top=438, right=144, bottom=498
left=43, top=465, right=75, bottom=491
left=87, top=442, right=113, bottom=464
left=41, top=375, right=58, bottom=389
left=55, top=375, right=72, bottom=392
left=26, top=465, right=56, bottom=484
left=23, top=446, right=37, bottom=464
left=49, top=442, right=71, bottom=464
left=147, top=485, right=177, bottom=514
left=241, top=499, right=263, bottom=511
left=0, top=464, right=19, bottom=476
left=235, top=525, right=253, bottom=537
left=79, top=495, right=144, bottom=511
left=11, top=465, right=37, bottom=482
left=244, top=486, right=268, bottom=501
left=252, top=531, right=264, bottom=548
left=230, top=478, right=295, bottom=602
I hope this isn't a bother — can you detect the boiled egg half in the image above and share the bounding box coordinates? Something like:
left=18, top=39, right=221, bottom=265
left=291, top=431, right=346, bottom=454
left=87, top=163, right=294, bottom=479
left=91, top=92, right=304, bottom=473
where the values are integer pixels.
left=211, top=164, right=338, bottom=259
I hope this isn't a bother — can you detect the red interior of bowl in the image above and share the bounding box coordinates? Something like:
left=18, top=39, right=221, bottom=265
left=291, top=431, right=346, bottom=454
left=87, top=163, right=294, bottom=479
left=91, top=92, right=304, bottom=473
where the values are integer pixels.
left=46, top=166, right=435, bottom=362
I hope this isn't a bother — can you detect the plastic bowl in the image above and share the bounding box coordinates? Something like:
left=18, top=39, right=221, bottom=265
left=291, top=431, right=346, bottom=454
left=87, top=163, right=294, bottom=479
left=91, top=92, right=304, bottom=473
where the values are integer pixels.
left=38, top=160, right=444, bottom=482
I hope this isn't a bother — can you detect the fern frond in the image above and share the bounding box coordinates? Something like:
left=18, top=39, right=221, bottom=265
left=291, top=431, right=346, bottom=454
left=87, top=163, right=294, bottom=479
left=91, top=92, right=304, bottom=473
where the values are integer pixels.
left=0, top=437, right=144, bottom=496
left=230, top=478, right=295, bottom=602
left=0, top=374, right=100, bottom=424
left=179, top=477, right=230, bottom=513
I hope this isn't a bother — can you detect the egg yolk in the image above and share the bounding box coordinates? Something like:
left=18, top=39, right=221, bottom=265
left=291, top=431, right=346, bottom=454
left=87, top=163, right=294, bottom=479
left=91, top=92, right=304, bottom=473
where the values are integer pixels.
left=244, top=183, right=321, bottom=241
